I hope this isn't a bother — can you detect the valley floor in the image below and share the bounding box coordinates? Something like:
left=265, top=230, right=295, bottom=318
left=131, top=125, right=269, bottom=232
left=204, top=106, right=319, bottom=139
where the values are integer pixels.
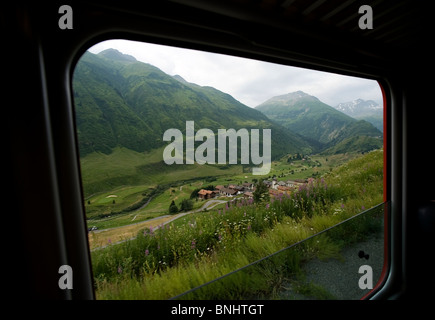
left=89, top=150, right=384, bottom=299
left=89, top=199, right=227, bottom=250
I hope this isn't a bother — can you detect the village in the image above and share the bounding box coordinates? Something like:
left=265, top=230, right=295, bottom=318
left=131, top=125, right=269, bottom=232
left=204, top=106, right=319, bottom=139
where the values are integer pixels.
left=196, top=178, right=308, bottom=201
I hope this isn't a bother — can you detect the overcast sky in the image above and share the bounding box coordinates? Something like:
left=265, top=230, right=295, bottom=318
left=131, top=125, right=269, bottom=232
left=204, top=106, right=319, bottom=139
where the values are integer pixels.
left=87, top=39, right=383, bottom=108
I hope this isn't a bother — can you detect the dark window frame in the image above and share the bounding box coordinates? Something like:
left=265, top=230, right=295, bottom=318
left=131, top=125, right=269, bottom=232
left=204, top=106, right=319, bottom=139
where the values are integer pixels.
left=11, top=1, right=428, bottom=301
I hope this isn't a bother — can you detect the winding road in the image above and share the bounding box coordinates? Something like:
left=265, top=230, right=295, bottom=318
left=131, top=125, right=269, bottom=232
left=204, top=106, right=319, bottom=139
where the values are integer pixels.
left=90, top=199, right=228, bottom=250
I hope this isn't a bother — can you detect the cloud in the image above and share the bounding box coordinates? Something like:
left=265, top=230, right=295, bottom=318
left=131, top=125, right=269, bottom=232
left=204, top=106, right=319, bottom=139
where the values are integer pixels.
left=88, top=39, right=383, bottom=108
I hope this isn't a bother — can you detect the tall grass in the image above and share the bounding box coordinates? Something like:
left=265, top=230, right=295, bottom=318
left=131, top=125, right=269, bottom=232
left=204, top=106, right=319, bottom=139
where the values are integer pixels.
left=92, top=150, right=384, bottom=299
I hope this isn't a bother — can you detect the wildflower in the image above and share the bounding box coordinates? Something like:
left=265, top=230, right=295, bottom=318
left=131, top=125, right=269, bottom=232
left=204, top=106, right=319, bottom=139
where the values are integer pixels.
left=145, top=249, right=149, bottom=256
left=244, top=212, right=247, bottom=217
left=148, top=226, right=154, bottom=236
left=362, top=205, right=366, bottom=210
left=247, top=225, right=251, bottom=231
left=191, top=239, right=196, bottom=249
left=341, top=203, right=345, bottom=209
left=117, top=266, right=122, bottom=274
left=108, top=238, right=112, bottom=244
left=266, top=203, right=270, bottom=209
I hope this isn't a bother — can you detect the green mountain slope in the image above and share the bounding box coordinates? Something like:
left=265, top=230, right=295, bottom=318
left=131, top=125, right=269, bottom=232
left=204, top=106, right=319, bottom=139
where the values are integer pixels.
left=73, top=49, right=313, bottom=161
left=73, top=50, right=160, bottom=155
left=255, top=91, right=382, bottom=153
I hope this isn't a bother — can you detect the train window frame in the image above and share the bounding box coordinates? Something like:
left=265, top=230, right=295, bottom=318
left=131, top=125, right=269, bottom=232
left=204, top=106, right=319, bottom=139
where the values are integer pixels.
left=69, top=36, right=391, bottom=300
left=13, top=1, right=417, bottom=301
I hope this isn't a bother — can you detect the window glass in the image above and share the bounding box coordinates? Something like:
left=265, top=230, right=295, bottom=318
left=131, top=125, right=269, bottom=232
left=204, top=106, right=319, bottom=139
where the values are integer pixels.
left=72, top=39, right=385, bottom=299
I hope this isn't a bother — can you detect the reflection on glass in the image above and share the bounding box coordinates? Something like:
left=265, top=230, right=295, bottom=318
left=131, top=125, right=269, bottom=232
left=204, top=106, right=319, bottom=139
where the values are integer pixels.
left=173, top=202, right=386, bottom=300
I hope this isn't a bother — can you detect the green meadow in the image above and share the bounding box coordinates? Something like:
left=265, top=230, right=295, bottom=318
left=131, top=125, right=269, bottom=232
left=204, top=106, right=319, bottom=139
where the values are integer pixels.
left=81, top=146, right=242, bottom=198
left=82, top=145, right=363, bottom=234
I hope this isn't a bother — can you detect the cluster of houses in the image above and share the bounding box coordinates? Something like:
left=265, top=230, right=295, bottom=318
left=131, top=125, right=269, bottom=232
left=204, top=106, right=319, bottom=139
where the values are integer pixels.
left=197, top=182, right=254, bottom=200
left=263, top=178, right=307, bottom=198
left=197, top=179, right=307, bottom=200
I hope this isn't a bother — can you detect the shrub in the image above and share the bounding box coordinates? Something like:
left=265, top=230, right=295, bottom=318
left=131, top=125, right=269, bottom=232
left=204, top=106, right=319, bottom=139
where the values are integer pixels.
left=169, top=200, right=178, bottom=214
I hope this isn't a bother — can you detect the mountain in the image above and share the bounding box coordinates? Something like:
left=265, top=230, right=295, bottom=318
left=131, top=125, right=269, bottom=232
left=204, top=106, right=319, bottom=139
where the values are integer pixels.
left=98, top=48, right=137, bottom=62
left=72, top=49, right=312, bottom=161
left=334, top=98, right=382, bottom=118
left=255, top=91, right=382, bottom=153
left=334, top=99, right=383, bottom=132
